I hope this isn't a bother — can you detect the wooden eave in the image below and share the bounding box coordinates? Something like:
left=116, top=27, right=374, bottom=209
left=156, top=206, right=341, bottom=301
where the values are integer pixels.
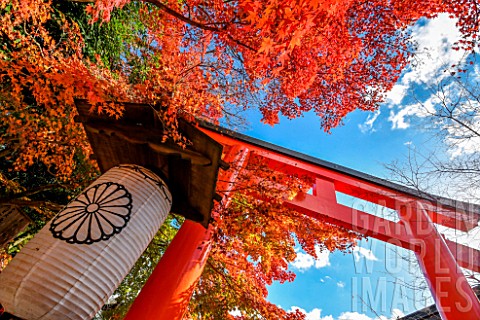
left=75, top=100, right=223, bottom=227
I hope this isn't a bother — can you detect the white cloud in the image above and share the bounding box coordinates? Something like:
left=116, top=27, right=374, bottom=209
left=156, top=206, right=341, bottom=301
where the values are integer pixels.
left=388, top=106, right=413, bottom=129
left=402, top=14, right=464, bottom=87
left=289, top=307, right=334, bottom=320
left=338, top=312, right=373, bottom=320
left=229, top=309, right=241, bottom=317
left=376, top=15, right=473, bottom=130
left=359, top=110, right=381, bottom=133
left=352, top=246, right=379, bottom=262
left=444, top=112, right=480, bottom=157
left=314, top=249, right=331, bottom=268
left=320, top=275, right=334, bottom=283
left=388, top=68, right=480, bottom=158
left=291, top=246, right=331, bottom=271
left=388, top=96, right=438, bottom=129
left=291, top=252, right=316, bottom=271
left=289, top=307, right=405, bottom=320
left=391, top=308, right=405, bottom=319
left=362, top=14, right=464, bottom=131
left=386, top=84, right=408, bottom=106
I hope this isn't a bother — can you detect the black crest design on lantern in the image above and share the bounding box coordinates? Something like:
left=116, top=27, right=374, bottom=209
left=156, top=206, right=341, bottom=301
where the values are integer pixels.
left=50, top=182, right=133, bottom=244
left=118, top=164, right=172, bottom=205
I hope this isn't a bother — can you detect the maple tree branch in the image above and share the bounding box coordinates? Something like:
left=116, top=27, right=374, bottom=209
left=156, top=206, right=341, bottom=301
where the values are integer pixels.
left=0, top=199, right=64, bottom=212
left=225, top=34, right=256, bottom=51
left=64, top=0, right=256, bottom=51
left=143, top=0, right=256, bottom=51
left=3, top=183, right=71, bottom=201
left=205, top=259, right=268, bottom=318
left=144, top=0, right=220, bottom=32
left=0, top=147, right=16, bottom=159
left=206, top=259, right=232, bottom=285
left=196, top=5, right=217, bottom=25
left=178, top=62, right=205, bottom=79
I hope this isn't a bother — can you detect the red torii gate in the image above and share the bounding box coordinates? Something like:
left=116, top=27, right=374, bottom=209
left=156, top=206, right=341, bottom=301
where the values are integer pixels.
left=125, top=123, right=480, bottom=320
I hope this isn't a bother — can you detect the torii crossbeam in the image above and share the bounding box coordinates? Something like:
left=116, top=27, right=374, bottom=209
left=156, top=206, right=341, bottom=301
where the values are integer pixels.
left=125, top=123, right=480, bottom=320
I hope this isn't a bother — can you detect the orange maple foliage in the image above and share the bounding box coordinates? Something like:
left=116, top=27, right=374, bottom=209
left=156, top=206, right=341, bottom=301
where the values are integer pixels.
left=88, top=0, right=480, bottom=129
left=3, top=0, right=479, bottom=179
left=187, top=155, right=358, bottom=318
left=0, top=0, right=133, bottom=179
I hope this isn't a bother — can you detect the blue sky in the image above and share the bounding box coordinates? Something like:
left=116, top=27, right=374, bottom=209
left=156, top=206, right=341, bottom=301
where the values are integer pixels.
left=234, top=14, right=480, bottom=320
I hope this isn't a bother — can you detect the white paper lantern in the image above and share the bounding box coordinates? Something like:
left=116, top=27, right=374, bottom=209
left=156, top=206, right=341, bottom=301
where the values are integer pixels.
left=0, top=165, right=172, bottom=320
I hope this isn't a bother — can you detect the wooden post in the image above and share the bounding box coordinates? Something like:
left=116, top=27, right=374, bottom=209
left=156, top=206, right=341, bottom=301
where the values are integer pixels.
left=0, top=206, right=30, bottom=248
